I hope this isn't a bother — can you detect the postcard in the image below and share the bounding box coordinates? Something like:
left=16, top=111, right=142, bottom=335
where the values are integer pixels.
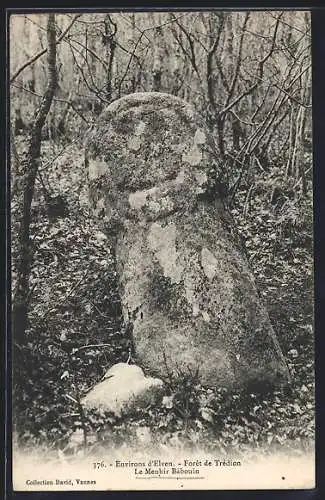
left=9, top=9, right=314, bottom=491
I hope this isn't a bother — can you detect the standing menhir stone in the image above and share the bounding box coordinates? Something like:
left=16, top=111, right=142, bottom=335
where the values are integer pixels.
left=85, top=92, right=289, bottom=390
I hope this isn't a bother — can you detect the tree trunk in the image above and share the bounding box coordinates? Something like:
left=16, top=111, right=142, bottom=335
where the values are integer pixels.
left=103, top=15, right=116, bottom=102
left=152, top=26, right=164, bottom=92
left=12, top=13, right=57, bottom=347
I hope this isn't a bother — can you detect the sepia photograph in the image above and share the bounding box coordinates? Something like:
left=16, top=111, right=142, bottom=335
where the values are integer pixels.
left=9, top=9, right=314, bottom=491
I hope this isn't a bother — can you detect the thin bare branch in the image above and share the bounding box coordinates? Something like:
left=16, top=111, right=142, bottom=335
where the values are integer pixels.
left=225, top=13, right=250, bottom=107
left=10, top=14, right=82, bottom=84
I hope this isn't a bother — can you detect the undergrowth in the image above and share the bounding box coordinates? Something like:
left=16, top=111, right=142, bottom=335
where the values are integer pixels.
left=12, top=136, right=314, bottom=458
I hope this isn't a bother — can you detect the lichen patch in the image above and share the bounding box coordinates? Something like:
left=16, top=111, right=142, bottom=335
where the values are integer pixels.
left=88, top=159, right=110, bottom=180
left=129, top=185, right=175, bottom=217
left=129, top=187, right=157, bottom=210
left=182, top=144, right=202, bottom=166
left=192, top=303, right=200, bottom=317
left=135, top=121, right=146, bottom=136
left=149, top=196, right=174, bottom=214
left=147, top=222, right=183, bottom=284
left=194, top=170, right=207, bottom=185
left=194, top=128, right=206, bottom=145
left=129, top=191, right=148, bottom=210
left=201, top=247, right=219, bottom=280
left=128, top=135, right=142, bottom=151
left=202, top=311, right=211, bottom=322
left=175, top=169, right=185, bottom=184
left=94, top=197, right=105, bottom=217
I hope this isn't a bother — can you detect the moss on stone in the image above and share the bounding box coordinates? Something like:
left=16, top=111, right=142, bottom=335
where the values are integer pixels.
left=86, top=92, right=290, bottom=389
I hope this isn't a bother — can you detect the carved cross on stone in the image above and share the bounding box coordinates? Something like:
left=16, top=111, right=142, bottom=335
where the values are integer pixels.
left=85, top=92, right=289, bottom=390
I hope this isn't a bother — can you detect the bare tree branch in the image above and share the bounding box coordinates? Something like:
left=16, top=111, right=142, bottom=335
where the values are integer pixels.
left=10, top=14, right=81, bottom=84
left=225, top=13, right=250, bottom=107
left=219, top=13, right=283, bottom=117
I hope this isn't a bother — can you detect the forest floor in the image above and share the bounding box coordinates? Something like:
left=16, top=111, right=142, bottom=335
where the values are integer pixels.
left=12, top=135, right=314, bottom=460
